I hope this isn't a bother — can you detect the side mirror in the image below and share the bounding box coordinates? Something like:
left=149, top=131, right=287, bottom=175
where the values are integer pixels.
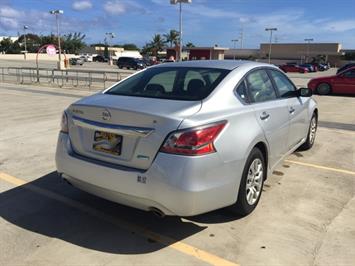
left=298, top=87, right=313, bottom=97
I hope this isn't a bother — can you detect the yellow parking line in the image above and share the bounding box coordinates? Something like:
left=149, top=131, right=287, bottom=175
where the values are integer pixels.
left=285, top=160, right=355, bottom=176
left=0, top=172, right=239, bottom=266
left=0, top=172, right=27, bottom=186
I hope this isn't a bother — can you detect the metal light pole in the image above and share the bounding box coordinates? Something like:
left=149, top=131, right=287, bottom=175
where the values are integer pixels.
left=105, top=32, right=115, bottom=65
left=265, top=27, right=277, bottom=64
left=231, top=39, right=239, bottom=60
left=170, top=0, right=192, bottom=61
left=23, top=25, right=28, bottom=60
left=49, top=10, right=64, bottom=69
left=304, top=38, right=314, bottom=63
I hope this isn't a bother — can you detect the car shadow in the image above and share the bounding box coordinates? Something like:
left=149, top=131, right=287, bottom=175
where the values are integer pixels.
left=0, top=172, right=241, bottom=254
left=0, top=172, right=207, bottom=254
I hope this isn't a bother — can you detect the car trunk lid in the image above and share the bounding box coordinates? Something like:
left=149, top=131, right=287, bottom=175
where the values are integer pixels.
left=67, top=93, right=201, bottom=170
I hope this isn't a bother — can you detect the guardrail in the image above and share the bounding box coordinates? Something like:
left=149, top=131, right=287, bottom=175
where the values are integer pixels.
left=0, top=67, right=134, bottom=89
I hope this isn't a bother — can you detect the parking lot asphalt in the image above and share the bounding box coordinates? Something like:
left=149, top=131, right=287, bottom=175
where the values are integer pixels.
left=1, top=71, right=355, bottom=266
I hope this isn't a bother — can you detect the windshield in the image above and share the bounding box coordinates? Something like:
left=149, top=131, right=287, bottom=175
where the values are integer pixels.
left=106, top=67, right=230, bottom=101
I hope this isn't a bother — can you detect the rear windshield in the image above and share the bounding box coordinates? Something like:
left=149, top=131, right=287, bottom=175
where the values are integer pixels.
left=106, top=67, right=230, bottom=101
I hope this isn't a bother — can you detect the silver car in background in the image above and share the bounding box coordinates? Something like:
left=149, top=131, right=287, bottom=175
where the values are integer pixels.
left=56, top=60, right=318, bottom=217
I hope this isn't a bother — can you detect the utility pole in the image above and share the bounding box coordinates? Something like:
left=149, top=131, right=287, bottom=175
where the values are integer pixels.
left=49, top=10, right=64, bottom=69
left=304, top=38, right=314, bottom=63
left=170, top=0, right=192, bottom=61
left=231, top=39, right=239, bottom=60
left=265, top=27, right=277, bottom=64
left=23, top=25, right=28, bottom=60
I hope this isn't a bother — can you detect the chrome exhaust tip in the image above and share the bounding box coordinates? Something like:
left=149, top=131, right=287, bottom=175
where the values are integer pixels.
left=149, top=207, right=165, bottom=218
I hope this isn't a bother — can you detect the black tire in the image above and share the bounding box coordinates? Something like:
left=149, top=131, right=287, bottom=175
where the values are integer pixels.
left=317, top=83, right=331, bottom=95
left=299, top=113, right=318, bottom=151
left=232, top=147, right=266, bottom=216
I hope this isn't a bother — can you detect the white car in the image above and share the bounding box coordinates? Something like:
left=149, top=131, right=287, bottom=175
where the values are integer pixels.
left=56, top=60, right=317, bottom=217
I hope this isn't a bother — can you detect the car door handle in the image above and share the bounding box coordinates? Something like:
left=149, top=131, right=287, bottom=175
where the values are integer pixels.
left=289, top=107, right=295, bottom=114
left=260, top=112, right=270, bottom=120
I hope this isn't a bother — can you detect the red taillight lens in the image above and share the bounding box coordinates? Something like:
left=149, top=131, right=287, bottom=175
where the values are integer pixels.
left=160, top=121, right=227, bottom=156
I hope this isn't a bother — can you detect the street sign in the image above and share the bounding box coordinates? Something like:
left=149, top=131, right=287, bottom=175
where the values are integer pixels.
left=46, top=45, right=56, bottom=56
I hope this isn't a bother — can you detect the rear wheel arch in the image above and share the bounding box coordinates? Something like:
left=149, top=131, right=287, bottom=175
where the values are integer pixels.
left=313, top=108, right=318, bottom=120
left=254, top=142, right=268, bottom=179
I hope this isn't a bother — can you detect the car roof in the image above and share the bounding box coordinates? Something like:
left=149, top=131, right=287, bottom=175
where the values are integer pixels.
left=152, top=60, right=268, bottom=70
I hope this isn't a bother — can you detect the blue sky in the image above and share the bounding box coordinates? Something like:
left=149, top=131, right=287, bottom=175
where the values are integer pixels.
left=1, top=0, right=355, bottom=48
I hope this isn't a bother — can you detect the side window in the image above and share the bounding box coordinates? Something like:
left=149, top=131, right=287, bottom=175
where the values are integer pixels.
left=246, top=69, right=277, bottom=103
left=236, top=80, right=249, bottom=103
left=343, top=69, right=355, bottom=78
left=269, top=70, right=296, bottom=98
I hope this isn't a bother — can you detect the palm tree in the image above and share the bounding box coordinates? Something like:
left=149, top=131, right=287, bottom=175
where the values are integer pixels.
left=150, top=34, right=165, bottom=56
left=185, top=42, right=195, bottom=48
left=164, top=30, right=179, bottom=47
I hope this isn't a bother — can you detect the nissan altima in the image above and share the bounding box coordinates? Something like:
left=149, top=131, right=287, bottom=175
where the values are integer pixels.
left=56, top=60, right=318, bottom=217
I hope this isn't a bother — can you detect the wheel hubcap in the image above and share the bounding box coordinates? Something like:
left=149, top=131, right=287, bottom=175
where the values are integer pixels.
left=318, top=84, right=329, bottom=94
left=246, top=158, right=263, bottom=205
left=309, top=117, right=317, bottom=144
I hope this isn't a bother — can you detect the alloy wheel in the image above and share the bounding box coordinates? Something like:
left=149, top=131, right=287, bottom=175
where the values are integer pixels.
left=245, top=158, right=263, bottom=205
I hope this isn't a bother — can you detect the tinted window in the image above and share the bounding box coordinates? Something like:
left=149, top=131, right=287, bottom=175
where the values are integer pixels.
left=145, top=70, right=176, bottom=92
left=246, top=69, right=277, bottom=103
left=106, top=67, right=230, bottom=100
left=236, top=80, right=249, bottom=103
left=343, top=69, right=355, bottom=78
left=269, top=70, right=296, bottom=98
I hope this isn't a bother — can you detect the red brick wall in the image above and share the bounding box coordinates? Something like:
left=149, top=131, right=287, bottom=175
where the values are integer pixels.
left=189, top=50, right=211, bottom=60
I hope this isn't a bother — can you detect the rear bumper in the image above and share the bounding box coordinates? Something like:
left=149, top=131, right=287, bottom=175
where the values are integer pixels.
left=55, top=133, right=244, bottom=216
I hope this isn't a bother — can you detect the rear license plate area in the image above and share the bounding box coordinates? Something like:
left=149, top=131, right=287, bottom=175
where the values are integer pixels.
left=93, top=131, right=123, bottom=156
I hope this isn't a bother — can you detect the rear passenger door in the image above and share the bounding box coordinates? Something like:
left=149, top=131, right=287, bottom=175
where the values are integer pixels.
left=245, top=69, right=290, bottom=168
left=268, top=69, right=309, bottom=150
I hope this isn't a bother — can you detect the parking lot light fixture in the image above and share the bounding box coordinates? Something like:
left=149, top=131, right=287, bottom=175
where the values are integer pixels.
left=231, top=39, right=239, bottom=60
left=23, top=25, right=29, bottom=60
left=265, top=27, right=277, bottom=64
left=49, top=10, right=64, bottom=69
left=170, top=0, right=192, bottom=61
left=304, top=38, right=314, bottom=63
left=105, top=32, right=115, bottom=65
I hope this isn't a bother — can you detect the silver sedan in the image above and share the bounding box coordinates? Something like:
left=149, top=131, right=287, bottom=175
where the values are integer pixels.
left=56, top=60, right=318, bottom=217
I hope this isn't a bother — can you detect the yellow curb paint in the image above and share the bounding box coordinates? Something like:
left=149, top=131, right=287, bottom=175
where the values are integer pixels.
left=0, top=172, right=239, bottom=266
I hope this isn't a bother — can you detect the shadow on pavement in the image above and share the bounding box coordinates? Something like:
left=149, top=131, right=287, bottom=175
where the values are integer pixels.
left=0, top=171, right=212, bottom=254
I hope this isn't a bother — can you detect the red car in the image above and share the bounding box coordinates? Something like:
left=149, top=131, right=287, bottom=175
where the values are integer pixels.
left=279, top=64, right=309, bottom=73
left=308, top=66, right=355, bottom=95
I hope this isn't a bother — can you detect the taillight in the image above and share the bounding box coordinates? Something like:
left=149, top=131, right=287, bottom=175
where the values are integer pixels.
left=60, top=111, right=69, bottom=133
left=160, top=121, right=227, bottom=156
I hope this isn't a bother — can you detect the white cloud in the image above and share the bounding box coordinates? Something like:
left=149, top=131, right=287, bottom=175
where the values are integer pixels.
left=0, top=17, right=18, bottom=30
left=72, top=1, right=93, bottom=11
left=324, top=20, right=355, bottom=32
left=0, top=6, right=20, bottom=18
left=104, top=0, right=126, bottom=14
left=103, top=0, right=146, bottom=15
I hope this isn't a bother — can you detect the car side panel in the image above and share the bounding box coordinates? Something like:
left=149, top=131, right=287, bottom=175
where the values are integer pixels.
left=179, top=103, right=266, bottom=205
left=287, top=97, right=310, bottom=149
left=251, top=100, right=290, bottom=169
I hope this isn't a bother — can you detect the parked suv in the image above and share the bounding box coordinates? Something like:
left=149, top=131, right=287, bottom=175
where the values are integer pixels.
left=117, top=57, right=146, bottom=70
